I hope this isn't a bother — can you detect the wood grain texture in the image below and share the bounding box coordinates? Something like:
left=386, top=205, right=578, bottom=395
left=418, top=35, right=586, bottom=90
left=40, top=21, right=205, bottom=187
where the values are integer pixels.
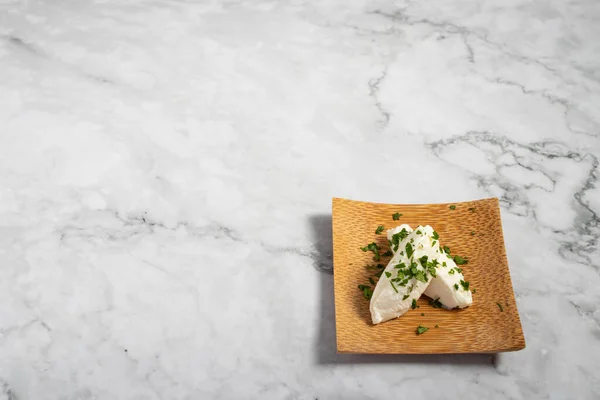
left=332, top=197, right=526, bottom=354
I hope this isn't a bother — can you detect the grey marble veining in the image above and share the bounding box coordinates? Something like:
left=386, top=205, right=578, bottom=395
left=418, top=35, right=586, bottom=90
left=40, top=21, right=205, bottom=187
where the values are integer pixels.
left=0, top=0, right=599, bottom=399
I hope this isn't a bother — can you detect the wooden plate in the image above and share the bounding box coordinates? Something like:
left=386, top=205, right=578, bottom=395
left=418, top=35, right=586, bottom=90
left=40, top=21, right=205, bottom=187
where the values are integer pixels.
left=332, top=197, right=525, bottom=354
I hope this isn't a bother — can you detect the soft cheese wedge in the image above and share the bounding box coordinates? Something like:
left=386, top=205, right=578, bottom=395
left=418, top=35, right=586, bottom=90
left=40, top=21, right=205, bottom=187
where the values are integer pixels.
left=370, top=225, right=439, bottom=324
left=387, top=225, right=473, bottom=310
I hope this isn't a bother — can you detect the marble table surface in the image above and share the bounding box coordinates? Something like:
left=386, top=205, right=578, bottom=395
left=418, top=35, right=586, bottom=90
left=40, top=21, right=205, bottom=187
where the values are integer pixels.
left=1, top=0, right=599, bottom=399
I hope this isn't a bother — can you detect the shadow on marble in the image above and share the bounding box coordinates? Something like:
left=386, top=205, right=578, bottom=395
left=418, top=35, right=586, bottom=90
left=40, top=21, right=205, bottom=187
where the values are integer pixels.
left=309, top=214, right=497, bottom=366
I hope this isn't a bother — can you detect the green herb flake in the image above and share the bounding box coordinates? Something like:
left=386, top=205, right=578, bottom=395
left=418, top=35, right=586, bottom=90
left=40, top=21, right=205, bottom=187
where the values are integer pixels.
left=390, top=281, right=398, bottom=293
left=443, top=246, right=451, bottom=255
left=392, top=212, right=402, bottom=220
left=402, top=294, right=410, bottom=300
left=432, top=240, right=437, bottom=246
left=454, top=283, right=459, bottom=290
left=427, top=264, right=437, bottom=278
left=375, top=225, right=385, bottom=234
left=448, top=269, right=456, bottom=275
left=382, top=250, right=393, bottom=257
left=449, top=205, right=456, bottom=210
left=453, top=255, right=468, bottom=265
left=470, top=231, right=476, bottom=236
left=429, top=298, right=443, bottom=308
left=414, top=270, right=428, bottom=283
left=416, top=230, right=422, bottom=235
left=358, top=285, right=373, bottom=300
left=432, top=231, right=439, bottom=240
left=369, top=277, right=375, bottom=285
left=442, top=261, right=447, bottom=267
left=385, top=271, right=392, bottom=278
left=455, top=267, right=463, bottom=274
left=416, top=325, right=429, bottom=335
left=361, top=242, right=381, bottom=261
left=460, top=280, right=470, bottom=291
left=497, top=302, right=504, bottom=312
left=391, top=228, right=409, bottom=252
left=411, top=299, right=419, bottom=310
left=405, top=242, right=414, bottom=259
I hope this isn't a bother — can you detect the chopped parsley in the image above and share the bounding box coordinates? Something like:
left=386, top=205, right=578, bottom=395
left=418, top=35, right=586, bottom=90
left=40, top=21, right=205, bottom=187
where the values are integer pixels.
left=472, top=289, right=477, bottom=294
left=390, top=280, right=398, bottom=293
left=391, top=228, right=409, bottom=251
left=360, top=242, right=381, bottom=261
left=402, top=294, right=410, bottom=300
left=454, top=283, right=459, bottom=290
left=443, top=246, right=451, bottom=255
left=448, top=269, right=456, bottom=275
left=455, top=267, right=463, bottom=274
left=453, top=255, right=468, bottom=265
left=392, top=212, right=402, bottom=220
left=369, top=277, right=375, bottom=285
left=375, top=225, right=385, bottom=234
left=416, top=230, right=422, bottom=235
left=426, top=263, right=437, bottom=278
left=358, top=285, right=373, bottom=300
left=414, top=270, right=427, bottom=283
left=449, top=205, right=456, bottom=210
left=432, top=231, right=439, bottom=240
left=429, top=298, right=443, bottom=308
left=416, top=325, right=429, bottom=335
left=497, top=302, right=504, bottom=312
left=374, top=270, right=384, bottom=278
left=382, top=249, right=393, bottom=257
left=411, top=299, right=419, bottom=310
left=385, top=271, right=391, bottom=278
left=442, top=261, right=447, bottom=267
left=460, top=280, right=470, bottom=291
left=405, top=242, right=414, bottom=259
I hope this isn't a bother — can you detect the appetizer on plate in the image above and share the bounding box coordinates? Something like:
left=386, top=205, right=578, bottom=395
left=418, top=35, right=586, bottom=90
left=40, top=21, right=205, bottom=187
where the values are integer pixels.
left=370, top=224, right=472, bottom=324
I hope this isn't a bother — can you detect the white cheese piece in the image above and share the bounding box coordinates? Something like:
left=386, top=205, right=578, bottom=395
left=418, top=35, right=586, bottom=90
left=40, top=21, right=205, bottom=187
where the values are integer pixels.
left=425, top=253, right=472, bottom=309
left=387, top=225, right=473, bottom=310
left=370, top=225, right=436, bottom=324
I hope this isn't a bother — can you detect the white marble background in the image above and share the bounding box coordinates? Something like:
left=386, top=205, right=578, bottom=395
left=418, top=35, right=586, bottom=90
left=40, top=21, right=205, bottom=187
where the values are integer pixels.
left=1, top=0, right=599, bottom=399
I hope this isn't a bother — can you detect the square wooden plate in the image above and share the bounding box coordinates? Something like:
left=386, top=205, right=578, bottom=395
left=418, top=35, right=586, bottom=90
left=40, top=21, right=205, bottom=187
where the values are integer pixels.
left=332, top=197, right=525, bottom=354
